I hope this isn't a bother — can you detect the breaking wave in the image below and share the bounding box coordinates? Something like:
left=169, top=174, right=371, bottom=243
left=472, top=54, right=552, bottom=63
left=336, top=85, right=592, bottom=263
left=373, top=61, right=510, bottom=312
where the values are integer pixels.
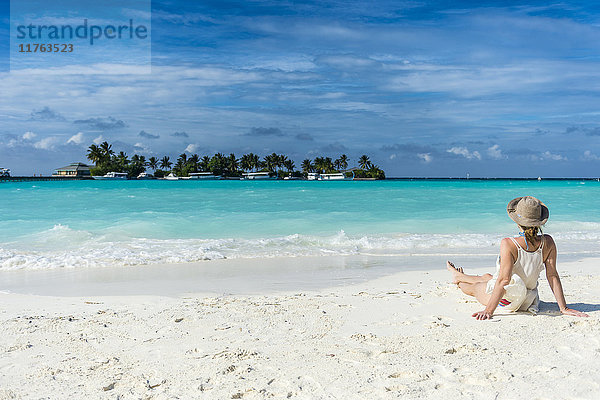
left=1, top=224, right=599, bottom=270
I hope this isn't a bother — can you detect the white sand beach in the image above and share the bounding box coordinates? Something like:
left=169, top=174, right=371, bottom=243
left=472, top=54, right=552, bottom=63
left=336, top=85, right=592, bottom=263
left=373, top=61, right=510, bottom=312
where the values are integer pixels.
left=1, top=255, right=599, bottom=399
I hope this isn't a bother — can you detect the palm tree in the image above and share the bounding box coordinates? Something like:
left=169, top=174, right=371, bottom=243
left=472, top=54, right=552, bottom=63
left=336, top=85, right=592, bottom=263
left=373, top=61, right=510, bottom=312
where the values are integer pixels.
left=277, top=154, right=287, bottom=171
left=227, top=153, right=239, bottom=174
left=209, top=153, right=227, bottom=175
left=367, top=164, right=385, bottom=180
left=283, top=159, right=295, bottom=172
left=301, top=159, right=313, bottom=173
left=116, top=151, right=129, bottom=172
left=86, top=144, right=103, bottom=165
left=240, top=154, right=252, bottom=172
left=358, top=155, right=371, bottom=170
left=339, top=154, right=348, bottom=170
left=160, top=156, right=172, bottom=170
left=263, top=154, right=276, bottom=173
left=131, top=154, right=146, bottom=167
left=100, top=141, right=114, bottom=160
left=313, top=157, right=325, bottom=173
left=173, top=159, right=185, bottom=176
left=324, top=157, right=334, bottom=173
left=177, top=153, right=187, bottom=165
left=188, top=154, right=200, bottom=172
left=247, top=153, right=260, bottom=171
left=200, top=155, right=211, bottom=171
left=117, top=151, right=129, bottom=165
left=148, top=156, right=158, bottom=171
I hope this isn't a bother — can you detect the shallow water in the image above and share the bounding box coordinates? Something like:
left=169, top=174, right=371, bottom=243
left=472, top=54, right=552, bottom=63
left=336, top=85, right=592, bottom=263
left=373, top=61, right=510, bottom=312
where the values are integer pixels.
left=1, top=179, right=599, bottom=270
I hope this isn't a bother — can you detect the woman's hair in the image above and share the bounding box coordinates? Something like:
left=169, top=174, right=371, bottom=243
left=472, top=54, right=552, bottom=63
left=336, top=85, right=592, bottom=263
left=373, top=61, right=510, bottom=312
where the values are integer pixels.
left=519, top=225, right=543, bottom=245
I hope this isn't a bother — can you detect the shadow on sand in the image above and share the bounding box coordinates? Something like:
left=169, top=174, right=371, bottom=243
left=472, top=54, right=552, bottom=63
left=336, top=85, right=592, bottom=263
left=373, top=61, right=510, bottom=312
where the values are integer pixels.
left=535, top=301, right=600, bottom=316
left=496, top=301, right=600, bottom=318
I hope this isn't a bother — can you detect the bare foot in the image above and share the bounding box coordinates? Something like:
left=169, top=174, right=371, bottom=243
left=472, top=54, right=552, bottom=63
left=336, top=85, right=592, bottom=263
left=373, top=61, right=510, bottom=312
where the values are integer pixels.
left=446, top=261, right=464, bottom=284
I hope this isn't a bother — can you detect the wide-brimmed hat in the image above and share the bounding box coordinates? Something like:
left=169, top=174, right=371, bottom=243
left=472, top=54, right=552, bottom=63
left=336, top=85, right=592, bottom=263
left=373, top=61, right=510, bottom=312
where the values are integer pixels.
left=507, top=196, right=549, bottom=227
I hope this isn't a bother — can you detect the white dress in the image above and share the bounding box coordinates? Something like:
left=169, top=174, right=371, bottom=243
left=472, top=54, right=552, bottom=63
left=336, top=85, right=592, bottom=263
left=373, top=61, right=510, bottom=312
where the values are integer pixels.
left=485, top=236, right=545, bottom=313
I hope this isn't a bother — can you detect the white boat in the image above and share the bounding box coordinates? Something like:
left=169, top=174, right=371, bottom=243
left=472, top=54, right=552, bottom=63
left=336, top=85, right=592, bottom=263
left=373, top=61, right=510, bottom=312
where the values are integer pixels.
left=319, top=172, right=351, bottom=181
left=283, top=176, right=301, bottom=180
left=137, top=172, right=154, bottom=179
left=164, top=173, right=179, bottom=180
left=306, top=172, right=319, bottom=180
left=242, top=171, right=275, bottom=180
left=93, top=172, right=128, bottom=180
left=188, top=172, right=220, bottom=180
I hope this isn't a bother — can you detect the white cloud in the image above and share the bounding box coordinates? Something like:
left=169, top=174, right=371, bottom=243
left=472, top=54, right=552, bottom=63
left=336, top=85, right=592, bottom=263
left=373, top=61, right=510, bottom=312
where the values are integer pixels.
left=388, top=60, right=600, bottom=97
left=67, top=132, right=85, bottom=145
left=23, top=131, right=36, bottom=140
left=93, top=135, right=104, bottom=145
left=33, top=137, right=58, bottom=150
left=133, top=143, right=152, bottom=154
left=389, top=153, right=396, bottom=160
left=583, top=150, right=599, bottom=160
left=185, top=144, right=199, bottom=153
left=417, top=153, right=432, bottom=163
left=541, top=151, right=567, bottom=161
left=487, top=144, right=506, bottom=160
left=447, top=146, right=481, bottom=160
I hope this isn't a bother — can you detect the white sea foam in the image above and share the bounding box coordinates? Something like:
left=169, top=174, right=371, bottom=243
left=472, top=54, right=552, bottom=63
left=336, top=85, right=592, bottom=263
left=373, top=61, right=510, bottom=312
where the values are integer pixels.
left=1, top=224, right=599, bottom=270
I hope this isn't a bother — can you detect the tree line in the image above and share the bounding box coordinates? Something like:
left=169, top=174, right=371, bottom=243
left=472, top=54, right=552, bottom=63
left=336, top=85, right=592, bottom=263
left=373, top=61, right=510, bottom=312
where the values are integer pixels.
left=86, top=141, right=385, bottom=179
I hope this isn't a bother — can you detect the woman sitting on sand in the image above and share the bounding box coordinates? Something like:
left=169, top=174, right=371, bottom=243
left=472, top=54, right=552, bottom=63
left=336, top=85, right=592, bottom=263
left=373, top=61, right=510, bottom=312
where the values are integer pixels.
left=447, top=196, right=589, bottom=320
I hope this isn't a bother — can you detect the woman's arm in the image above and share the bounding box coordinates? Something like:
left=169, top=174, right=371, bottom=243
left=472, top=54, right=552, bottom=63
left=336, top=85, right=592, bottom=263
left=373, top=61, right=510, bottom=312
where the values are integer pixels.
left=544, top=235, right=589, bottom=317
left=473, top=238, right=514, bottom=320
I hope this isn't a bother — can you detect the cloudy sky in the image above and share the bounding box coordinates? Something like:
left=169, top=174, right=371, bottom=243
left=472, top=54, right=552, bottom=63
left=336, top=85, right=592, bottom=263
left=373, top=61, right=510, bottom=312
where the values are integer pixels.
left=1, top=0, right=600, bottom=177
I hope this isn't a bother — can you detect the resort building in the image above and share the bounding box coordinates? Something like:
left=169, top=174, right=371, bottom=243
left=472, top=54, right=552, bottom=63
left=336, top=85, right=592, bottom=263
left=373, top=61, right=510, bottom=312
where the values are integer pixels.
left=52, top=162, right=92, bottom=178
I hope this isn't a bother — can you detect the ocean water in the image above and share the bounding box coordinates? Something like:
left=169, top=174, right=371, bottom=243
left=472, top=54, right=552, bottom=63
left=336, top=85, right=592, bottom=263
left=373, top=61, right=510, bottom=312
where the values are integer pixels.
left=1, top=179, right=599, bottom=270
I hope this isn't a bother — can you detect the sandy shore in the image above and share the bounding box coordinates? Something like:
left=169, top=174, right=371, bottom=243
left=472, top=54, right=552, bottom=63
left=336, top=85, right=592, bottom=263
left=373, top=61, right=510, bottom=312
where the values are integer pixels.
left=1, top=256, right=599, bottom=399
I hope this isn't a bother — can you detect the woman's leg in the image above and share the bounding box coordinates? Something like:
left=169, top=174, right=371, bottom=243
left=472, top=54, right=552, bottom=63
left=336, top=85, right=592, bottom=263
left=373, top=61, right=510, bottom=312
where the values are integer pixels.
left=446, top=261, right=492, bottom=284
left=457, top=282, right=491, bottom=306
left=447, top=261, right=493, bottom=305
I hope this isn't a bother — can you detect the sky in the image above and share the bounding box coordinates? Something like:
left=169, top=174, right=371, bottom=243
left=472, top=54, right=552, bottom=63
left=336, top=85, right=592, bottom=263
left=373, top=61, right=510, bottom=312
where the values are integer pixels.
left=1, top=0, right=600, bottom=177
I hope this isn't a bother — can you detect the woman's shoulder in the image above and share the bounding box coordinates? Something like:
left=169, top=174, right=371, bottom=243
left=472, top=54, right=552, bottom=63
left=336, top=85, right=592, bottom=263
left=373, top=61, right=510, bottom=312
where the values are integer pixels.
left=542, top=234, right=556, bottom=247
left=500, top=237, right=518, bottom=251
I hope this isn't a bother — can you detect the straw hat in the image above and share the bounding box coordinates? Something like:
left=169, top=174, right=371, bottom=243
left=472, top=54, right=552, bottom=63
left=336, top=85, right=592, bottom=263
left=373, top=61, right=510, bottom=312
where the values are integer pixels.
left=507, top=196, right=549, bottom=227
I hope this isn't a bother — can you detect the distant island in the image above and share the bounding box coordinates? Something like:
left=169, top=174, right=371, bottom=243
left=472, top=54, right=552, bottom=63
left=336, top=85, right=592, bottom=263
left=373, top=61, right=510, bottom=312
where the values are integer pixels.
left=86, top=141, right=385, bottom=180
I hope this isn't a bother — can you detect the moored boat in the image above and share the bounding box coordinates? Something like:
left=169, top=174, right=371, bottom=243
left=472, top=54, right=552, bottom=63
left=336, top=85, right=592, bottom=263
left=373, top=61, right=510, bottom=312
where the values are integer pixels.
left=242, top=171, right=275, bottom=180
left=319, top=172, right=352, bottom=181
left=188, top=172, right=221, bottom=180
left=93, top=172, right=128, bottom=180
left=137, top=172, right=154, bottom=179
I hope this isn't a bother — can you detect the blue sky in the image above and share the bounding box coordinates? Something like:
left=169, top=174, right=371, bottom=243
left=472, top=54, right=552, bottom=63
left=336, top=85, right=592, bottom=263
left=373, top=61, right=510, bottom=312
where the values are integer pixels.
left=1, top=0, right=600, bottom=177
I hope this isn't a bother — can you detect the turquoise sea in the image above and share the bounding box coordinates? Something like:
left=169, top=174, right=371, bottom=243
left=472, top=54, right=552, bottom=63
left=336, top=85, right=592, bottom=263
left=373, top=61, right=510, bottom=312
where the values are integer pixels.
left=1, top=179, right=599, bottom=270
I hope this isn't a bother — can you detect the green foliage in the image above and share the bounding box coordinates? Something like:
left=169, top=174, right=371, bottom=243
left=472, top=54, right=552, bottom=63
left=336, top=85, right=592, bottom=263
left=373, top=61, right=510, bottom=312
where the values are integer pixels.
left=353, top=165, right=385, bottom=179
left=153, top=169, right=167, bottom=178
left=86, top=142, right=386, bottom=179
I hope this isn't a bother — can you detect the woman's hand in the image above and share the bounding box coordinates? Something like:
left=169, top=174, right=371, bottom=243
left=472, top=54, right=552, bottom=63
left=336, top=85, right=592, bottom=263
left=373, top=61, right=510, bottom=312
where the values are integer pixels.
left=561, top=308, right=589, bottom=317
left=472, top=310, right=493, bottom=320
